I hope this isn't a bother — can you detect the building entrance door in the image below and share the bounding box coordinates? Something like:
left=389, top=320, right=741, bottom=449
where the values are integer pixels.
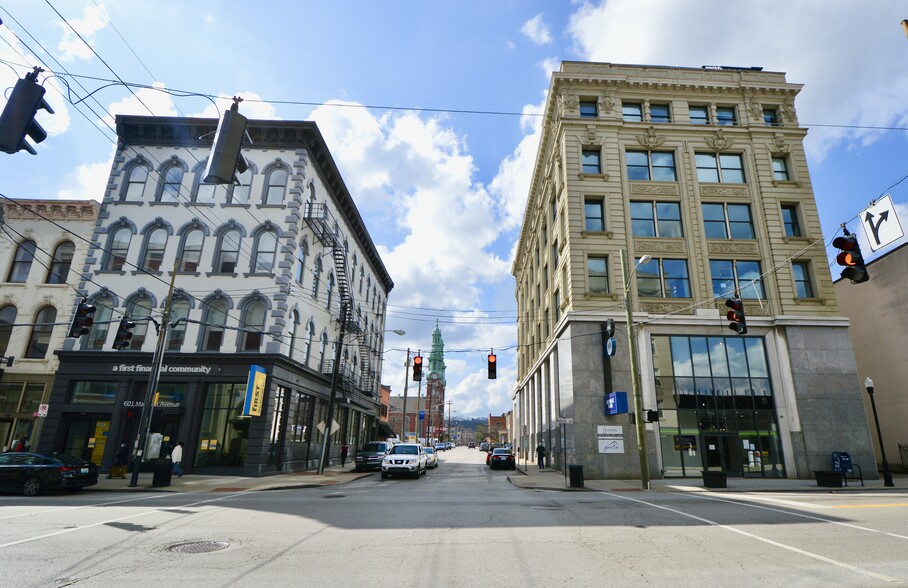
left=63, top=417, right=111, bottom=464
left=701, top=433, right=742, bottom=475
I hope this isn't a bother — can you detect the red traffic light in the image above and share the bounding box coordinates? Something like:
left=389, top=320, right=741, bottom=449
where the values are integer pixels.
left=412, top=355, right=423, bottom=381
left=725, top=298, right=747, bottom=335
left=832, top=233, right=869, bottom=284
left=488, top=354, right=497, bottom=379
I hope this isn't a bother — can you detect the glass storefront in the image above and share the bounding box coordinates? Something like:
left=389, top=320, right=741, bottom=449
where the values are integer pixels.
left=194, top=382, right=247, bottom=468
left=653, top=335, right=785, bottom=478
left=0, top=382, right=47, bottom=451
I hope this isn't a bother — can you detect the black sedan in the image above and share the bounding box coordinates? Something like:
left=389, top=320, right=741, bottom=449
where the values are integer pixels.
left=488, top=447, right=516, bottom=470
left=0, top=452, right=99, bottom=496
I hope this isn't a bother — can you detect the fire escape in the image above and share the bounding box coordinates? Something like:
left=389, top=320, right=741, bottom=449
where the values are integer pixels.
left=303, top=202, right=376, bottom=399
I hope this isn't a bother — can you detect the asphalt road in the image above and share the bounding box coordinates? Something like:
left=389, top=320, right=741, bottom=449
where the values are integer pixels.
left=2, top=447, right=907, bottom=587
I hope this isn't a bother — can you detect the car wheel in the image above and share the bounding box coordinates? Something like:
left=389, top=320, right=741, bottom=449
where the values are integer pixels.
left=22, top=476, right=42, bottom=497
left=381, top=472, right=388, bottom=480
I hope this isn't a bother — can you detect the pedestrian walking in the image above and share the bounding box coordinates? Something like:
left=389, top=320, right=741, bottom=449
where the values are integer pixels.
left=171, top=441, right=184, bottom=478
left=108, top=443, right=128, bottom=479
left=340, top=443, right=349, bottom=467
left=535, top=442, right=546, bottom=469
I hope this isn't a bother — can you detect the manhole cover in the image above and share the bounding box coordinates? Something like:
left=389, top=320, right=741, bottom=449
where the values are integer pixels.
left=167, top=541, right=230, bottom=554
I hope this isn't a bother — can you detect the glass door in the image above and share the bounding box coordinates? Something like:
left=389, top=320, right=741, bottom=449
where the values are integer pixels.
left=701, top=433, right=743, bottom=475
left=63, top=417, right=111, bottom=464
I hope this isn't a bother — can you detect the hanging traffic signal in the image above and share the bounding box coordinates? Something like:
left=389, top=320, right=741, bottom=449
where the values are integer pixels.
left=112, top=318, right=136, bottom=350
left=67, top=299, right=96, bottom=338
left=646, top=410, right=659, bottom=423
left=203, top=99, right=249, bottom=184
left=412, top=355, right=423, bottom=381
left=488, top=353, right=497, bottom=379
left=725, top=298, right=747, bottom=335
left=832, top=231, right=869, bottom=284
left=0, top=68, right=55, bottom=155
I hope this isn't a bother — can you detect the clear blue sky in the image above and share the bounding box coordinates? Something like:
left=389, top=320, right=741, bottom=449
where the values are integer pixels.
left=1, top=1, right=906, bottom=417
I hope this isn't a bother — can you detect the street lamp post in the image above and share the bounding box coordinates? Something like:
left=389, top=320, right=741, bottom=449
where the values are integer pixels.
left=864, top=377, right=894, bottom=487
left=620, top=249, right=652, bottom=491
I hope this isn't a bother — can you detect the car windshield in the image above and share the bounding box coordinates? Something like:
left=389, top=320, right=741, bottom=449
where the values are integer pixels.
left=492, top=448, right=511, bottom=455
left=362, top=443, right=387, bottom=452
left=425, top=448, right=435, bottom=454
left=390, top=445, right=418, bottom=455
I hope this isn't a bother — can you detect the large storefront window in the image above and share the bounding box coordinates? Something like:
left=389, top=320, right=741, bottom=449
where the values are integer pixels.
left=69, top=381, right=118, bottom=404
left=653, top=335, right=784, bottom=478
left=194, top=383, right=247, bottom=468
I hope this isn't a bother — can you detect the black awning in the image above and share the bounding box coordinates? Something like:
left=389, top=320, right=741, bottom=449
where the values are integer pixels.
left=377, top=422, right=396, bottom=438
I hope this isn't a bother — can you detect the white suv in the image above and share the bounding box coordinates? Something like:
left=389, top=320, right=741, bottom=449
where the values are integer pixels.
left=381, top=443, right=428, bottom=479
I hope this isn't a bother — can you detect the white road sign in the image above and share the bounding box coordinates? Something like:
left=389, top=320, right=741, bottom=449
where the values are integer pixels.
left=860, top=194, right=904, bottom=252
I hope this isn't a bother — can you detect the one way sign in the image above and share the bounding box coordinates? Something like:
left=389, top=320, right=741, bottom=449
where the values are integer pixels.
left=860, top=194, right=904, bottom=252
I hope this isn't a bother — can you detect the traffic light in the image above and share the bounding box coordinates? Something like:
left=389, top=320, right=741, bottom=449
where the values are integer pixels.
left=412, top=355, right=423, bottom=381
left=112, top=318, right=136, bottom=350
left=68, top=299, right=96, bottom=338
left=0, top=68, right=54, bottom=155
left=646, top=410, right=659, bottom=423
left=725, top=298, right=747, bottom=335
left=603, top=319, right=615, bottom=338
left=832, top=231, right=869, bottom=284
left=203, top=100, right=249, bottom=184
left=488, top=353, right=497, bottom=379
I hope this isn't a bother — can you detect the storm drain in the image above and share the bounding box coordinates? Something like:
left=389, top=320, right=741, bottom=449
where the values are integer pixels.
left=167, top=541, right=230, bottom=554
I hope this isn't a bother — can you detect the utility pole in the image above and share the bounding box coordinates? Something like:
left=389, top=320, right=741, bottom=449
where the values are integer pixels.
left=400, top=348, right=410, bottom=440
left=621, top=249, right=651, bottom=491
left=129, top=259, right=178, bottom=487
left=415, top=352, right=423, bottom=443
left=446, top=399, right=453, bottom=442
left=317, top=299, right=348, bottom=474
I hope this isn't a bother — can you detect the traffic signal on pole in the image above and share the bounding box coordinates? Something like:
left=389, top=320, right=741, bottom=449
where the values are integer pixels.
left=832, top=232, right=869, bottom=284
left=112, top=318, right=136, bottom=350
left=646, top=410, right=659, bottom=423
left=203, top=100, right=249, bottom=184
left=68, top=299, right=96, bottom=338
left=725, top=298, right=747, bottom=335
left=0, top=68, right=55, bottom=155
left=488, top=353, right=497, bottom=379
left=412, top=355, right=423, bottom=381
left=603, top=319, right=615, bottom=338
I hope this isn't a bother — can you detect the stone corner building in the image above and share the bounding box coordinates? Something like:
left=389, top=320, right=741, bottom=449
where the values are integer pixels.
left=511, top=61, right=874, bottom=481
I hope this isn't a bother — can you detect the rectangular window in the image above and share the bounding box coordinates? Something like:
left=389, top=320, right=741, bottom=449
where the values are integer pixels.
left=626, top=151, right=677, bottom=181
left=553, top=290, right=561, bottom=322
left=588, top=256, right=609, bottom=293
left=695, top=153, right=745, bottom=183
left=689, top=105, right=709, bottom=124
left=772, top=157, right=790, bottom=181
left=579, top=100, right=598, bottom=118
left=763, top=108, right=779, bottom=126
left=650, top=104, right=671, bottom=123
left=637, top=258, right=691, bottom=298
left=716, top=106, right=737, bottom=126
left=584, top=199, right=605, bottom=232
left=622, top=102, right=643, bottom=122
left=792, top=261, right=814, bottom=298
left=702, top=203, right=755, bottom=239
left=194, top=382, right=247, bottom=468
left=581, top=150, right=601, bottom=174
left=781, top=204, right=802, bottom=237
left=709, top=259, right=765, bottom=299
left=630, top=201, right=683, bottom=238
left=552, top=239, right=559, bottom=267
left=69, top=381, right=118, bottom=404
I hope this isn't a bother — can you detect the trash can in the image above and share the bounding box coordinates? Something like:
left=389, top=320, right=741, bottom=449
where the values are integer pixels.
left=152, top=459, right=172, bottom=487
left=568, top=464, right=584, bottom=488
left=702, top=470, right=727, bottom=489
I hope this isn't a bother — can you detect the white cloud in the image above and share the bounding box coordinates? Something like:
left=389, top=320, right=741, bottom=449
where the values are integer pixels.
left=102, top=82, right=178, bottom=126
left=57, top=153, right=114, bottom=202
left=521, top=13, right=552, bottom=45
left=57, top=5, right=109, bottom=62
left=566, top=0, right=908, bottom=163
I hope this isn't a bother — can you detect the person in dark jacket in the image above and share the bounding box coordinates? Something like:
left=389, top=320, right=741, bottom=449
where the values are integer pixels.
left=340, top=444, right=349, bottom=467
left=535, top=442, right=546, bottom=469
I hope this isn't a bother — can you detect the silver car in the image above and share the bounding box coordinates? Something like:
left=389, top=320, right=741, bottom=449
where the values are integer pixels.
left=381, top=443, right=428, bottom=479
left=424, top=447, right=439, bottom=468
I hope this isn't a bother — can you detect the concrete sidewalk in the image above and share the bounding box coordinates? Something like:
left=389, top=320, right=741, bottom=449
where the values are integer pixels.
left=508, top=461, right=907, bottom=493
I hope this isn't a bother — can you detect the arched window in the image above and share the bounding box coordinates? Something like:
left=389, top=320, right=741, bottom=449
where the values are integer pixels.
left=46, top=241, right=75, bottom=284
left=7, top=240, right=36, bottom=283
left=0, top=305, right=16, bottom=356
left=326, top=271, right=335, bottom=312
left=318, top=332, right=329, bottom=372
left=200, top=299, right=228, bottom=351
left=179, top=228, right=204, bottom=272
left=215, top=229, right=241, bottom=273
left=239, top=300, right=266, bottom=351
left=365, top=278, right=371, bottom=303
left=359, top=266, right=364, bottom=294
left=289, top=310, right=299, bottom=357
left=295, top=240, right=308, bottom=285
left=127, top=296, right=152, bottom=350
left=157, top=165, right=184, bottom=202
left=25, top=306, right=56, bottom=359
left=104, top=227, right=132, bottom=271
left=166, top=298, right=190, bottom=351
left=193, top=162, right=217, bottom=204
left=86, top=296, right=114, bottom=350
left=304, top=320, right=315, bottom=366
left=252, top=230, right=277, bottom=273
left=141, top=228, right=167, bottom=271
left=312, top=257, right=322, bottom=299
left=263, top=167, right=288, bottom=205
left=121, top=163, right=149, bottom=201
left=229, top=167, right=253, bottom=204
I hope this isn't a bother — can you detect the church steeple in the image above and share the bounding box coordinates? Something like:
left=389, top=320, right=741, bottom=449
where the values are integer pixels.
left=427, top=320, right=446, bottom=385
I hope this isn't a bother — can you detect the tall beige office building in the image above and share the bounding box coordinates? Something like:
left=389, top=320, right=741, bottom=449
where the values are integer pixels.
left=512, top=62, right=875, bottom=481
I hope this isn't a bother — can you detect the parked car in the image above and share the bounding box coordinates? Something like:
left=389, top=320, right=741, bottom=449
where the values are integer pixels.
left=479, top=441, right=489, bottom=451
left=488, top=447, right=516, bottom=470
left=0, top=452, right=98, bottom=496
left=354, top=441, right=395, bottom=472
left=434, top=443, right=446, bottom=452
left=424, top=447, right=439, bottom=468
left=447, top=442, right=455, bottom=450
left=468, top=442, right=476, bottom=449
left=381, top=443, right=428, bottom=479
